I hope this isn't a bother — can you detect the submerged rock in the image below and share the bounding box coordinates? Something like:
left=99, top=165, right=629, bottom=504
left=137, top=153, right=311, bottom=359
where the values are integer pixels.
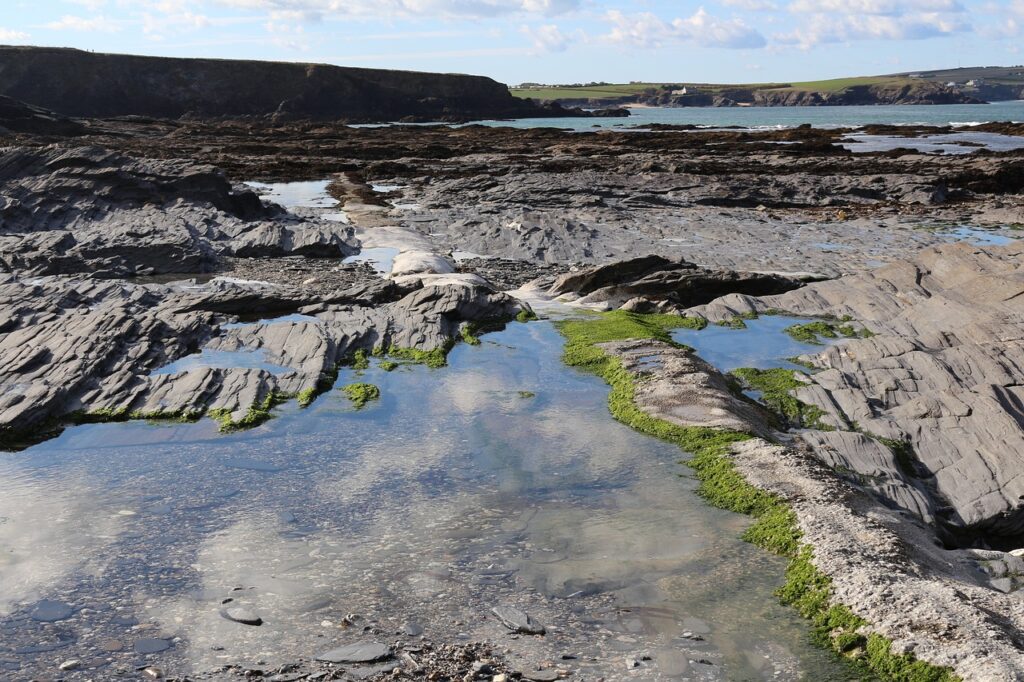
left=315, top=642, right=392, bottom=664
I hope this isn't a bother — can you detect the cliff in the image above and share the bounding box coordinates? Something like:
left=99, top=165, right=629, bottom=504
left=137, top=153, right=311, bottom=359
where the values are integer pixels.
left=0, top=46, right=564, bottom=122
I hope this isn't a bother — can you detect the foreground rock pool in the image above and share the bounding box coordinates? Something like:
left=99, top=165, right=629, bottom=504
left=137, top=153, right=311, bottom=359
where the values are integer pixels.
left=0, top=318, right=861, bottom=680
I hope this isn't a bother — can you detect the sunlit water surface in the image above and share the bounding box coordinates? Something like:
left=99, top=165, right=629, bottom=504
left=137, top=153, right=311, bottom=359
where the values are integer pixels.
left=0, top=321, right=861, bottom=680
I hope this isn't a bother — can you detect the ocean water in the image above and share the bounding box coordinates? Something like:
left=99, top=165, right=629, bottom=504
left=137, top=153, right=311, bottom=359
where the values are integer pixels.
left=467, top=100, right=1024, bottom=131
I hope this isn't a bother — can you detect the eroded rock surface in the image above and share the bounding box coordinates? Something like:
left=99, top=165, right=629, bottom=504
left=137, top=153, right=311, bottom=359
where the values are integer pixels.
left=695, top=242, right=1024, bottom=541
left=595, top=315, right=1024, bottom=680
left=0, top=146, right=357, bottom=276
left=0, top=274, right=528, bottom=446
left=548, top=255, right=805, bottom=311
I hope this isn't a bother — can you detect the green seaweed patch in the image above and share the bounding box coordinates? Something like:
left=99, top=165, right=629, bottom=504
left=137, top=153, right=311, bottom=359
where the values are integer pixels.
left=296, top=387, right=318, bottom=408
left=717, top=311, right=758, bottom=329
left=557, top=310, right=705, bottom=371
left=517, top=391, right=536, bottom=399
left=340, top=383, right=381, bottom=408
left=785, top=320, right=874, bottom=345
left=554, top=313, right=957, bottom=682
left=460, top=323, right=483, bottom=346
left=72, top=406, right=204, bottom=425
left=209, top=391, right=292, bottom=432
left=379, top=360, right=399, bottom=372
left=516, top=309, right=539, bottom=323
left=731, top=367, right=832, bottom=430
left=386, top=342, right=451, bottom=369
left=348, top=349, right=371, bottom=370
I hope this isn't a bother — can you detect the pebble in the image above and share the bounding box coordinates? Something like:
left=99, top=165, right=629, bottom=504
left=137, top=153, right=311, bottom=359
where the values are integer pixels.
left=58, top=659, right=81, bottom=671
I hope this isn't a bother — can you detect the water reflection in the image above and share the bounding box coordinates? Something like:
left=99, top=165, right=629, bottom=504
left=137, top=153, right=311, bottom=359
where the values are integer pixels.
left=0, top=322, right=856, bottom=679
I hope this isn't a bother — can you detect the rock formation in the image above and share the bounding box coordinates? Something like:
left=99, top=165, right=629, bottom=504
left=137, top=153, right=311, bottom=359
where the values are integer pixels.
left=0, top=46, right=603, bottom=123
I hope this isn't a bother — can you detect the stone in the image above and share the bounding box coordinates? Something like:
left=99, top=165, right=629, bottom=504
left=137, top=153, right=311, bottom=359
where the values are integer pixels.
left=58, top=660, right=81, bottom=671
left=30, top=600, right=73, bottom=622
left=403, top=621, right=424, bottom=637
left=491, top=606, right=545, bottom=635
left=220, top=607, right=263, bottom=626
left=315, top=642, right=392, bottom=664
left=521, top=671, right=559, bottom=682
left=548, top=255, right=803, bottom=311
left=134, top=638, right=171, bottom=655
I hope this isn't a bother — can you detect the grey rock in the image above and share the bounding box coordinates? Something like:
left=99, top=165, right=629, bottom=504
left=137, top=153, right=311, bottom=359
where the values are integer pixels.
left=58, top=659, right=81, bottom=671
left=491, top=606, right=546, bottom=635
left=402, top=621, right=424, bottom=636
left=521, top=671, right=559, bottom=681
left=548, top=255, right=803, bottom=311
left=30, top=600, right=73, bottom=622
left=315, top=642, right=392, bottom=664
left=220, top=606, right=263, bottom=626
left=134, top=638, right=171, bottom=654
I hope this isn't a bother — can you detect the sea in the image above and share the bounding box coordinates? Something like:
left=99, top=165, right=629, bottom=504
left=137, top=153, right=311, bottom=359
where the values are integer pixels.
left=468, top=100, right=1024, bottom=131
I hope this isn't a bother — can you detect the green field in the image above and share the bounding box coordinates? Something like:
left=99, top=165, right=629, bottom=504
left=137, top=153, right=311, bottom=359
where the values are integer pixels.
left=511, top=75, right=922, bottom=101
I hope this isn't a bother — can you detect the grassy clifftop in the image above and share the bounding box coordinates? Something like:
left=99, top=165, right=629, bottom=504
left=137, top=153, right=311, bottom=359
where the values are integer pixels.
left=511, top=74, right=983, bottom=107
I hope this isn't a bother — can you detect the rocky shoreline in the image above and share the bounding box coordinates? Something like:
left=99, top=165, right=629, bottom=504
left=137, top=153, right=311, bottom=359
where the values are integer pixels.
left=2, top=103, right=1024, bottom=680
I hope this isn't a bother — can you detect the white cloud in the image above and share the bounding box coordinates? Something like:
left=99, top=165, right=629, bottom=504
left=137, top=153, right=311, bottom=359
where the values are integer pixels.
left=721, top=0, right=778, bottom=10
left=0, top=27, right=30, bottom=42
left=43, top=14, right=121, bottom=32
left=214, top=0, right=580, bottom=19
left=604, top=7, right=767, bottom=49
left=787, top=0, right=963, bottom=13
left=776, top=11, right=969, bottom=48
left=521, top=23, right=573, bottom=52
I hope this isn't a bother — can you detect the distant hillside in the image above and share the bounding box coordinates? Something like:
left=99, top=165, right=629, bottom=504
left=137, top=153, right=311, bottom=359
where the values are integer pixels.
left=890, top=66, right=1024, bottom=102
left=0, top=46, right=566, bottom=122
left=511, top=74, right=990, bottom=108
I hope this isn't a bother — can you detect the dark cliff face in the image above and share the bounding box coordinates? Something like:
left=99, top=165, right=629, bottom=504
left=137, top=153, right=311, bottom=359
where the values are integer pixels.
left=0, top=46, right=547, bottom=122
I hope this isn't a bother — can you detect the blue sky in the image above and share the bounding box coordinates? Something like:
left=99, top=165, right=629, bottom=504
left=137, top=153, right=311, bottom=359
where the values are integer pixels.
left=1, top=1, right=1021, bottom=85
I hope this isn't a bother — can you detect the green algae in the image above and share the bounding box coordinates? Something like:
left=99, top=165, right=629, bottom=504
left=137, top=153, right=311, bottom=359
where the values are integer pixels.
left=730, top=367, right=832, bottom=430
left=556, top=310, right=959, bottom=682
left=340, top=382, right=381, bottom=408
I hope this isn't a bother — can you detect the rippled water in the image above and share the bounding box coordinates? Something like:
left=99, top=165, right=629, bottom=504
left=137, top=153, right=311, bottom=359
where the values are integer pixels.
left=0, top=320, right=860, bottom=680
left=465, top=101, right=1024, bottom=131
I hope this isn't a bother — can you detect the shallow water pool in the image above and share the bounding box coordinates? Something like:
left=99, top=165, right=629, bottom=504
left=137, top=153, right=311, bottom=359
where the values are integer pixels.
left=0, top=322, right=858, bottom=680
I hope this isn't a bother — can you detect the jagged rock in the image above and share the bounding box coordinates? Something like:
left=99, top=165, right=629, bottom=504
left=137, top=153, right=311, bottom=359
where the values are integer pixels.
left=548, top=255, right=804, bottom=310
left=0, top=95, right=85, bottom=136
left=693, top=242, right=1024, bottom=538
left=491, top=606, right=545, bottom=635
left=0, top=146, right=357, bottom=276
left=0, top=272, right=529, bottom=445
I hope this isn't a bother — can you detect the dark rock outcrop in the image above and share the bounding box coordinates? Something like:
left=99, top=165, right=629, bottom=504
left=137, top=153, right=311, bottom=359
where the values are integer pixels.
left=0, top=46, right=586, bottom=123
left=0, top=146, right=356, bottom=276
left=0, top=95, right=85, bottom=136
left=548, top=255, right=805, bottom=310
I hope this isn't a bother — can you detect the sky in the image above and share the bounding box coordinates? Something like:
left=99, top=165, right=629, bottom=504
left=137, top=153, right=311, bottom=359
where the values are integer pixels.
left=1, top=1, right=1022, bottom=86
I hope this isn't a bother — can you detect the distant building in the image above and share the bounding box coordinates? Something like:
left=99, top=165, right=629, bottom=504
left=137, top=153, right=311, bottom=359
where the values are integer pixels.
left=966, top=79, right=985, bottom=87
left=908, top=73, right=924, bottom=79
left=671, top=87, right=688, bottom=95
